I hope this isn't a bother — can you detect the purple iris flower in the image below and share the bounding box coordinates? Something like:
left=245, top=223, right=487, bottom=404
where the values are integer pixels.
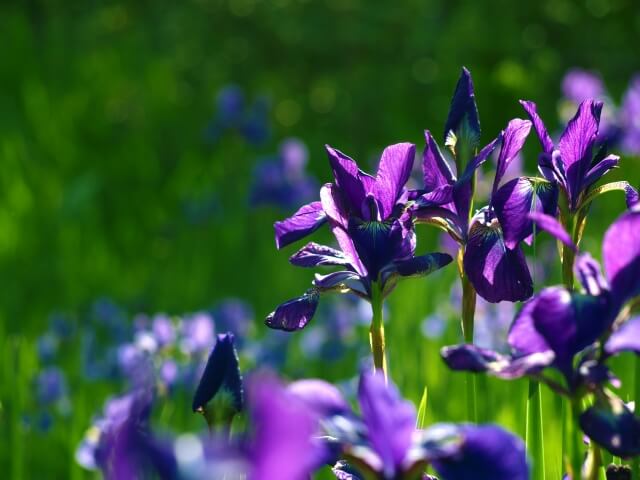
left=268, top=142, right=452, bottom=331
left=289, top=371, right=529, bottom=480
left=619, top=75, right=640, bottom=156
left=192, top=333, right=243, bottom=419
left=521, top=98, right=620, bottom=212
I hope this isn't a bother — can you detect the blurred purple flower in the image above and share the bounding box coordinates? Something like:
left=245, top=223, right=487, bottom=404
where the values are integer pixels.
left=619, top=75, right=640, bottom=155
left=562, top=69, right=605, bottom=103
left=35, top=367, right=67, bottom=406
left=181, top=312, right=215, bottom=354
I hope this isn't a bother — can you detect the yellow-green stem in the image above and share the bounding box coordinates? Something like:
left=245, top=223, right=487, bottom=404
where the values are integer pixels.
left=633, top=355, right=640, bottom=477
left=527, top=380, right=546, bottom=480
left=461, top=270, right=477, bottom=423
left=369, top=282, right=387, bottom=380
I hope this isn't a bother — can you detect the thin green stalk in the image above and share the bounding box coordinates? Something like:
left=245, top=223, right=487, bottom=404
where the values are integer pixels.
left=527, top=380, right=546, bottom=480
left=568, top=400, right=583, bottom=480
left=369, top=282, right=387, bottom=380
left=461, top=269, right=477, bottom=423
left=633, top=355, right=640, bottom=477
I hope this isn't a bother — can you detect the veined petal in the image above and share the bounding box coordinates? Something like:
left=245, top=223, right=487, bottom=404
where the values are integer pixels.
left=603, top=209, right=640, bottom=305
left=423, top=130, right=456, bottom=190
left=325, top=145, right=372, bottom=214
left=520, top=100, right=554, bottom=154
left=274, top=202, right=327, bottom=249
left=580, top=398, right=640, bottom=458
left=416, top=184, right=454, bottom=207
left=348, top=218, right=405, bottom=281
left=431, top=425, right=529, bottom=480
left=358, top=372, right=416, bottom=475
left=265, top=290, right=319, bottom=331
left=582, top=154, right=619, bottom=190
left=605, top=316, right=640, bottom=356
left=463, top=212, right=533, bottom=303
left=444, top=67, right=481, bottom=149
left=493, top=118, right=532, bottom=194
left=528, top=212, right=577, bottom=252
left=374, top=143, right=415, bottom=219
left=558, top=100, right=603, bottom=208
left=192, top=333, right=243, bottom=414
left=289, top=242, right=352, bottom=268
left=626, top=184, right=639, bottom=208
left=493, top=177, right=559, bottom=249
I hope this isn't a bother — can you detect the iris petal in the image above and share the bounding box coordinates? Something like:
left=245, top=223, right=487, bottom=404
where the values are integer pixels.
left=274, top=201, right=327, bottom=249
left=603, top=208, right=640, bottom=305
left=265, top=290, right=319, bottom=331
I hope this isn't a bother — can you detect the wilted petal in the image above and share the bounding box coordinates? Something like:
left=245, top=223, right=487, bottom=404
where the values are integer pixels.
left=603, top=209, right=640, bottom=305
left=289, top=242, right=352, bottom=268
left=463, top=212, right=533, bottom=303
left=580, top=398, right=640, bottom=458
left=493, top=119, right=532, bottom=193
left=192, top=333, right=243, bottom=414
left=288, top=379, right=350, bottom=417
left=582, top=154, right=619, bottom=189
left=274, top=202, right=327, bottom=249
left=423, top=130, right=456, bottom=190
left=431, top=425, right=529, bottom=480
left=493, top=177, right=558, bottom=248
left=520, top=100, right=554, bottom=154
left=374, top=143, right=415, bottom=219
left=249, top=374, right=326, bottom=479
left=441, top=344, right=554, bottom=380
left=265, top=290, right=319, bottom=331
left=605, top=316, right=640, bottom=356
left=358, top=372, right=416, bottom=475
left=558, top=100, right=603, bottom=208
left=528, top=212, right=577, bottom=252
left=444, top=67, right=481, bottom=148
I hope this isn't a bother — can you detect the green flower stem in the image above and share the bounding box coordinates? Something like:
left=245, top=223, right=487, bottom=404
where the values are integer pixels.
left=526, top=380, right=546, bottom=480
left=369, top=282, right=387, bottom=380
left=568, top=399, right=583, bottom=480
left=633, top=355, right=640, bottom=477
left=461, top=266, right=478, bottom=423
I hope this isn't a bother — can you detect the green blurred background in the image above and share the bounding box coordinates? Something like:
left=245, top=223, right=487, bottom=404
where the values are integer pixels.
left=1, top=0, right=639, bottom=478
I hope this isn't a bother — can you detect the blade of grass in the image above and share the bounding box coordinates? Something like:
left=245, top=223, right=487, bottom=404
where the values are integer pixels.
left=526, top=380, right=546, bottom=480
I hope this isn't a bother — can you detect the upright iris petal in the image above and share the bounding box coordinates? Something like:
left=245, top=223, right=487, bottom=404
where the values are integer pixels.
left=444, top=67, right=481, bottom=151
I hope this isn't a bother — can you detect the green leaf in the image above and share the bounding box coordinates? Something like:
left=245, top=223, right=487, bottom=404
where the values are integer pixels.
left=578, top=181, right=634, bottom=213
left=416, top=386, right=428, bottom=429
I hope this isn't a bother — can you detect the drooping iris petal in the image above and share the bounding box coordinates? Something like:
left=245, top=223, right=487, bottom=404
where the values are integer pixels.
left=580, top=399, right=640, bottom=458
left=531, top=287, right=612, bottom=378
left=493, top=177, right=558, bottom=248
left=288, top=379, right=351, bottom=417
left=249, top=374, right=326, bottom=480
left=274, top=201, right=327, bottom=249
left=441, top=344, right=554, bottom=380
left=575, top=253, right=609, bottom=296
left=582, top=154, right=619, bottom=189
left=431, top=425, right=529, bottom=480
left=374, top=143, right=415, bottom=219
left=289, top=242, right=352, bottom=268
left=605, top=316, right=640, bottom=356
left=558, top=100, right=603, bottom=208
left=528, top=212, right=577, bottom=252
left=423, top=130, right=456, bottom=191
left=192, top=333, right=243, bottom=414
left=603, top=208, right=640, bottom=305
left=463, top=212, right=533, bottom=303
left=313, top=271, right=366, bottom=295
left=444, top=67, right=480, bottom=149
left=392, top=253, right=453, bottom=278
left=493, top=118, right=532, bottom=194
left=358, top=372, right=416, bottom=476
left=265, top=290, right=319, bottom=331
left=520, top=100, right=554, bottom=155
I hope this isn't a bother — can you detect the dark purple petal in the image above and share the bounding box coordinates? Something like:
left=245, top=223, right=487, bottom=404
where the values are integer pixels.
left=575, top=253, right=609, bottom=296
left=625, top=184, right=639, bottom=208
left=423, top=130, right=457, bottom=189
left=192, top=333, right=243, bottom=414
left=493, top=178, right=559, bottom=248
left=444, top=67, right=480, bottom=147
left=603, top=209, right=640, bottom=305
left=580, top=399, right=640, bottom=458
left=582, top=154, right=619, bottom=189
left=493, top=119, right=532, bottom=194
left=416, top=184, right=454, bottom=207
left=605, top=316, right=640, bottom=356
left=508, top=297, right=552, bottom=355
left=577, top=360, right=621, bottom=389
left=531, top=287, right=612, bottom=378
left=274, top=202, right=327, bottom=249
left=374, top=143, right=415, bottom=219
left=441, top=344, right=554, bottom=379
left=432, top=425, right=529, bottom=480
left=463, top=212, right=533, bottom=303
left=289, top=242, right=352, bottom=268
left=249, top=374, right=325, bottom=479
left=528, top=212, right=577, bottom=252
left=348, top=218, right=406, bottom=281
left=558, top=100, right=603, bottom=208
left=520, top=100, right=554, bottom=154
left=313, top=271, right=366, bottom=296
left=358, top=372, right=416, bottom=474
left=325, top=145, right=372, bottom=215
left=288, top=379, right=350, bottom=417
left=265, top=290, right=319, bottom=331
